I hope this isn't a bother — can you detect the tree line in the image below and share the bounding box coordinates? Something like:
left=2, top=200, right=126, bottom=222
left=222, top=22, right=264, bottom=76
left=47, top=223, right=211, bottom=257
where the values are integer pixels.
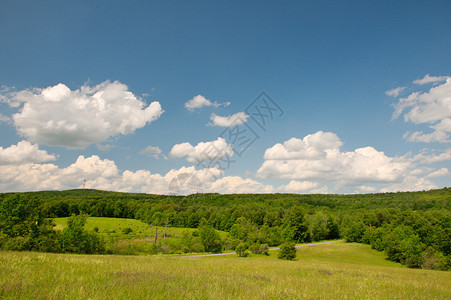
left=0, top=188, right=449, bottom=270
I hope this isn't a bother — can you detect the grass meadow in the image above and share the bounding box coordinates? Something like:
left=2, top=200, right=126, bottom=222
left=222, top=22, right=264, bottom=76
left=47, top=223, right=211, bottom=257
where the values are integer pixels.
left=1, top=242, right=450, bottom=299
left=53, top=217, right=228, bottom=255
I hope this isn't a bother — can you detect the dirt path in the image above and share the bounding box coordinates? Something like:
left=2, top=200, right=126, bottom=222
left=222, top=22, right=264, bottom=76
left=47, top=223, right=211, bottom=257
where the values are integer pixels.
left=183, top=240, right=343, bottom=258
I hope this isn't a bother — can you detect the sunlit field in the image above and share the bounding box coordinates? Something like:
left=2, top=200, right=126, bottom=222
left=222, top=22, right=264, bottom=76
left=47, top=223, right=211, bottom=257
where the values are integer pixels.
left=1, top=242, right=449, bottom=299
left=53, top=217, right=228, bottom=255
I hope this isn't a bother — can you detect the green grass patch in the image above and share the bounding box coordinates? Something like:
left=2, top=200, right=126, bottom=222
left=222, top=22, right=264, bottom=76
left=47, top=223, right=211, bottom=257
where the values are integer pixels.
left=1, top=242, right=449, bottom=299
left=53, top=217, right=227, bottom=255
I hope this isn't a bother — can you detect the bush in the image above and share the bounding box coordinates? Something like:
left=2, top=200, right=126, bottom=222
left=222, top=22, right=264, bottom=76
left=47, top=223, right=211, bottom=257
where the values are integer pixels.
left=222, top=236, right=240, bottom=252
left=422, top=247, right=448, bottom=270
left=260, top=244, right=269, bottom=255
left=249, top=243, right=261, bottom=254
left=235, top=242, right=248, bottom=257
left=36, top=233, right=61, bottom=252
left=249, top=243, right=269, bottom=255
left=2, top=236, right=31, bottom=251
left=191, top=242, right=205, bottom=253
left=278, top=242, right=296, bottom=260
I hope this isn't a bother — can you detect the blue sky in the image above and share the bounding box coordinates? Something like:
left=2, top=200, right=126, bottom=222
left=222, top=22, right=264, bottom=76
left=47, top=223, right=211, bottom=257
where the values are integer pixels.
left=0, top=0, right=450, bottom=194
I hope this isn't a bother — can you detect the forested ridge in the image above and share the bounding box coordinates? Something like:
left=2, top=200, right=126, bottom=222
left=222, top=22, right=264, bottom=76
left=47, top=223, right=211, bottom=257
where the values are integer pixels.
left=1, top=188, right=449, bottom=270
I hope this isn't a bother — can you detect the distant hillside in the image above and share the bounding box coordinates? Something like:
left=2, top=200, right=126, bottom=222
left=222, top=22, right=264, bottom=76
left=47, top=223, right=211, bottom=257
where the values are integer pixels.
left=1, top=187, right=450, bottom=211
left=1, top=188, right=449, bottom=269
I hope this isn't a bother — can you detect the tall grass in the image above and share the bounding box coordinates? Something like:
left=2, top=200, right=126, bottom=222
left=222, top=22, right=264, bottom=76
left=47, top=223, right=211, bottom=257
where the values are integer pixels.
left=1, top=242, right=449, bottom=299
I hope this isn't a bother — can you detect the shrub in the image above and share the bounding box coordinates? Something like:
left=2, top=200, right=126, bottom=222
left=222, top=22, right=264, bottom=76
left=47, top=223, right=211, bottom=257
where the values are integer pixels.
left=235, top=242, right=248, bottom=257
left=2, top=236, right=31, bottom=251
left=260, top=244, right=269, bottom=255
left=249, top=243, right=269, bottom=255
left=278, top=242, right=296, bottom=260
left=191, top=242, right=204, bottom=253
left=249, top=243, right=262, bottom=254
left=222, top=236, right=240, bottom=252
left=422, top=247, right=448, bottom=271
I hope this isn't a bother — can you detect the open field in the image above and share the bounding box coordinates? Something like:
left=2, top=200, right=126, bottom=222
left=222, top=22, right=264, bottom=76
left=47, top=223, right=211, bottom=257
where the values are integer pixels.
left=53, top=217, right=228, bottom=255
left=1, top=242, right=449, bottom=299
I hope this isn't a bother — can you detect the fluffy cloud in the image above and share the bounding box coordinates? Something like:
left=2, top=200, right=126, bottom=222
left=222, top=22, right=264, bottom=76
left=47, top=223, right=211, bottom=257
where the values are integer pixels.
left=356, top=186, right=377, bottom=193
left=277, top=180, right=320, bottom=193
left=184, top=95, right=229, bottom=111
left=63, top=155, right=119, bottom=179
left=263, top=131, right=342, bottom=160
left=0, top=140, right=57, bottom=165
left=413, top=74, right=449, bottom=85
left=426, top=168, right=449, bottom=178
left=411, top=148, right=451, bottom=164
left=0, top=146, right=446, bottom=194
left=392, top=75, right=451, bottom=143
left=166, top=166, right=224, bottom=194
left=82, top=165, right=224, bottom=194
left=169, top=137, right=233, bottom=163
left=208, top=112, right=249, bottom=127
left=379, top=176, right=437, bottom=193
left=257, top=131, right=448, bottom=192
left=4, top=81, right=163, bottom=149
left=0, top=154, right=234, bottom=194
left=139, top=146, right=162, bottom=158
left=209, top=176, right=273, bottom=194
left=0, top=163, right=62, bottom=191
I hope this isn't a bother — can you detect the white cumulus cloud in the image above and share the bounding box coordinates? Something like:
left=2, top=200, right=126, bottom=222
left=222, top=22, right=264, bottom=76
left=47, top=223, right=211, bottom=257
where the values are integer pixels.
left=0, top=154, right=232, bottom=194
left=257, top=131, right=446, bottom=192
left=5, top=81, right=163, bottom=149
left=0, top=141, right=57, bottom=165
left=184, top=95, right=229, bottom=111
left=379, top=176, right=437, bottom=193
left=413, top=74, right=449, bottom=85
left=209, top=176, right=273, bottom=194
left=392, top=75, right=451, bottom=143
left=169, top=137, right=233, bottom=163
left=263, top=131, right=343, bottom=160
left=277, top=180, right=320, bottom=193
left=139, top=146, right=162, bottom=159
left=426, top=168, right=449, bottom=178
left=411, top=148, right=451, bottom=164
left=208, top=112, right=249, bottom=127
